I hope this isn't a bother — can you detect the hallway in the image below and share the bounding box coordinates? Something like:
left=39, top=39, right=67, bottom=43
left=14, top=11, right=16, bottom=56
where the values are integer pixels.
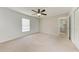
left=0, top=33, right=78, bottom=52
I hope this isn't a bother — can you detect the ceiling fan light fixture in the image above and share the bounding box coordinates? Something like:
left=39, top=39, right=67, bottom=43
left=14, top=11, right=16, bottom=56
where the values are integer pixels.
left=32, top=9, right=47, bottom=17
left=37, top=13, right=41, bottom=16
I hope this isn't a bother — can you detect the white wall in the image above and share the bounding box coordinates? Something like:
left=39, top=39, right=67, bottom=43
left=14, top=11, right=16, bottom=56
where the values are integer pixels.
left=40, top=17, right=58, bottom=35
left=70, top=7, right=79, bottom=49
left=74, top=8, right=79, bottom=49
left=0, top=7, right=40, bottom=43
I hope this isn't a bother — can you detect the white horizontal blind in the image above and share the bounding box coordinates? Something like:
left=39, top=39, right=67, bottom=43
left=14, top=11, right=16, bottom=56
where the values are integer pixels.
left=22, top=18, right=30, bottom=32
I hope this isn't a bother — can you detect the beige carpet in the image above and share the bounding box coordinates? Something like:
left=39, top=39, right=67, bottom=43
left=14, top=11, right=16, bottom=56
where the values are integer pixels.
left=0, top=33, right=78, bottom=52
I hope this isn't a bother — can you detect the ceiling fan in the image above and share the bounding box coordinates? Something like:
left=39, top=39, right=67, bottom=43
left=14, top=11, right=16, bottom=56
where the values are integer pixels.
left=32, top=9, right=47, bottom=17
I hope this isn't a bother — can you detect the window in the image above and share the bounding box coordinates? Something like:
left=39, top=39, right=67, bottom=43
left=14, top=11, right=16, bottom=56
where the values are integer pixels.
left=22, top=18, right=30, bottom=32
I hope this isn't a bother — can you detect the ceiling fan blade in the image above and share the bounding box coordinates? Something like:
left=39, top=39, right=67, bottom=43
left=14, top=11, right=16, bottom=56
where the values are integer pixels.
left=41, top=13, right=47, bottom=15
left=32, top=10, right=37, bottom=13
left=41, top=9, right=45, bottom=12
left=38, top=9, right=40, bottom=13
left=32, top=13, right=36, bottom=15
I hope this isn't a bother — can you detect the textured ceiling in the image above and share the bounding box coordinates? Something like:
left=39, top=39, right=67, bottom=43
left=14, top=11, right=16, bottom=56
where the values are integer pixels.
left=8, top=7, right=72, bottom=18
